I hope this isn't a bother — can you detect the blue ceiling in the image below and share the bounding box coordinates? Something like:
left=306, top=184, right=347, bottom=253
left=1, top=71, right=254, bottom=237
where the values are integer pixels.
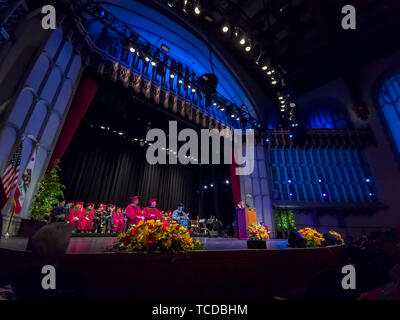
left=86, top=0, right=258, bottom=120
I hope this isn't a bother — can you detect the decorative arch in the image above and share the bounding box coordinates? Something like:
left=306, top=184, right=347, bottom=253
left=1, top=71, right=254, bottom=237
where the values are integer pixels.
left=377, top=73, right=400, bottom=156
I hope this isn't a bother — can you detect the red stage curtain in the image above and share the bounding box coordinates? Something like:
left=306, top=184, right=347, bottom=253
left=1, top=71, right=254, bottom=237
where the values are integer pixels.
left=230, top=154, right=241, bottom=204
left=49, top=77, right=98, bottom=168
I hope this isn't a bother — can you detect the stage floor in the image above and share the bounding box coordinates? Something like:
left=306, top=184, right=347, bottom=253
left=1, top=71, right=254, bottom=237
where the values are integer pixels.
left=0, top=236, right=291, bottom=253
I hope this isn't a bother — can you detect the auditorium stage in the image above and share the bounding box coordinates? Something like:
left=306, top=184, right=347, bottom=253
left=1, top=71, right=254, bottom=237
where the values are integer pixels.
left=0, top=236, right=292, bottom=253
left=0, top=236, right=345, bottom=300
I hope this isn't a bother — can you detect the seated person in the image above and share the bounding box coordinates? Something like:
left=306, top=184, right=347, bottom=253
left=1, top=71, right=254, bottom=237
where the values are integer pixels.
left=79, top=203, right=95, bottom=232
left=111, top=207, right=124, bottom=233
left=125, top=196, right=143, bottom=228
left=172, top=203, right=190, bottom=229
left=66, top=202, right=84, bottom=232
left=103, top=204, right=116, bottom=233
left=50, top=200, right=69, bottom=223
left=143, top=199, right=163, bottom=221
left=93, top=204, right=106, bottom=233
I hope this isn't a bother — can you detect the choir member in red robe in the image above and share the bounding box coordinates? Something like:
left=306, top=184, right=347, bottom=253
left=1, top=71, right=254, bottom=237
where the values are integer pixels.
left=111, top=207, right=124, bottom=233
left=143, top=199, right=163, bottom=221
left=80, top=203, right=95, bottom=232
left=125, top=196, right=144, bottom=227
left=67, top=202, right=84, bottom=232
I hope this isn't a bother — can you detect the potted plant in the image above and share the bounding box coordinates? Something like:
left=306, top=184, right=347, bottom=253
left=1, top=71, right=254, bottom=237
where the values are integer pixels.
left=112, top=219, right=203, bottom=253
left=247, top=223, right=270, bottom=249
left=297, top=228, right=325, bottom=247
left=324, top=230, right=345, bottom=246
left=20, top=160, right=65, bottom=237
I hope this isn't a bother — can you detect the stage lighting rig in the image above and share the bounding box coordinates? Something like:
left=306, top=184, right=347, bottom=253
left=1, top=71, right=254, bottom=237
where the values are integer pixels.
left=197, top=73, right=218, bottom=107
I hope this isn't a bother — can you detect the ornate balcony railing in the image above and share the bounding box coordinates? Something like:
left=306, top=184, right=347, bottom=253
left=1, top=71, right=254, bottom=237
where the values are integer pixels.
left=0, top=0, right=29, bottom=48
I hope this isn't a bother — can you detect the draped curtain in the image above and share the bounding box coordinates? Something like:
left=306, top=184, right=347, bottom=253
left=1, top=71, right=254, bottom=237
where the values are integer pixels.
left=49, top=77, right=98, bottom=168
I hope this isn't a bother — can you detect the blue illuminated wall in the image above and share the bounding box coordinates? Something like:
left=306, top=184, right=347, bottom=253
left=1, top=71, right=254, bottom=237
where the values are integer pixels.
left=269, top=148, right=376, bottom=203
left=378, top=73, right=400, bottom=155
left=301, top=98, right=350, bottom=129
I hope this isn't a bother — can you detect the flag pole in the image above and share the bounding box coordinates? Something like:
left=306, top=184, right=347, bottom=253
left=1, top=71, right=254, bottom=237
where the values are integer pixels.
left=4, top=202, right=15, bottom=238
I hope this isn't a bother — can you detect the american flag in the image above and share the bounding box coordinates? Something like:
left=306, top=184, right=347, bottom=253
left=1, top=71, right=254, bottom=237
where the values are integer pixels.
left=1, top=141, right=23, bottom=202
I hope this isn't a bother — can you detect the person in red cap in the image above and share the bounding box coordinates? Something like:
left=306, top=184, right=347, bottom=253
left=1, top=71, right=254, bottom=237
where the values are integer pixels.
left=80, top=203, right=95, bottom=232
left=125, top=196, right=144, bottom=227
left=67, top=202, right=84, bottom=232
left=111, top=207, right=124, bottom=233
left=143, top=199, right=163, bottom=221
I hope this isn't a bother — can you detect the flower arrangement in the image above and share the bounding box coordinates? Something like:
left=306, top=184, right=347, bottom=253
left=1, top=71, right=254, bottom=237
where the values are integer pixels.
left=248, top=223, right=270, bottom=241
left=113, top=219, right=203, bottom=253
left=298, top=227, right=325, bottom=247
left=329, top=231, right=344, bottom=244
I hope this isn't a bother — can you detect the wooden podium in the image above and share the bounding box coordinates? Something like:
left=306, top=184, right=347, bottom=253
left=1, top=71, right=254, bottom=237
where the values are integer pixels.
left=237, top=207, right=257, bottom=240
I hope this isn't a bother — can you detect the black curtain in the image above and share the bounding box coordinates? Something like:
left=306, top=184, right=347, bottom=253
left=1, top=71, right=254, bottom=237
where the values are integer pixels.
left=59, top=72, right=234, bottom=226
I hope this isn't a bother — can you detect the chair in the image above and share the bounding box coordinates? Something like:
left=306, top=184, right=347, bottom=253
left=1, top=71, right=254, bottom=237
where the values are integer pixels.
left=190, top=216, right=201, bottom=233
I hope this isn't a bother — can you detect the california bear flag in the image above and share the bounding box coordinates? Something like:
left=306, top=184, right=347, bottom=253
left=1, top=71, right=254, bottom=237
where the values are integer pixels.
left=13, top=147, right=38, bottom=216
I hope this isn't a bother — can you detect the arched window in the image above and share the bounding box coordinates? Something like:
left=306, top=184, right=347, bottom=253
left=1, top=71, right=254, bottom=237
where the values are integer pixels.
left=378, top=74, right=400, bottom=154
left=302, top=98, right=349, bottom=129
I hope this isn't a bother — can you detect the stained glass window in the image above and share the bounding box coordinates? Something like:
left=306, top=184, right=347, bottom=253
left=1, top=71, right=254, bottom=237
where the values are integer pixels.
left=378, top=74, right=400, bottom=154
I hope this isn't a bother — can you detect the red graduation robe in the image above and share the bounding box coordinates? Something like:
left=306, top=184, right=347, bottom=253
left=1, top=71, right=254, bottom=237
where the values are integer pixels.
left=143, top=207, right=163, bottom=221
left=125, top=204, right=143, bottom=227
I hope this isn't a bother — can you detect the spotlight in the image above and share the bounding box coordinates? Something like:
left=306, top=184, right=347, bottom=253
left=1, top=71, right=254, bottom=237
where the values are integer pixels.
left=191, top=88, right=196, bottom=92
left=280, top=100, right=285, bottom=104
left=245, top=45, right=251, bottom=52
left=278, top=96, right=283, bottom=100
left=368, top=192, right=374, bottom=196
left=151, top=61, right=157, bottom=66
left=262, top=65, right=268, bottom=70
left=161, top=44, right=170, bottom=52
left=231, top=114, right=235, bottom=118
left=129, top=47, right=135, bottom=53
left=170, top=73, right=175, bottom=78
left=225, top=179, right=230, bottom=184
left=145, top=57, right=150, bottom=62
left=267, top=70, right=272, bottom=75
left=222, top=25, right=229, bottom=33
left=118, top=132, right=123, bottom=136
left=265, top=138, right=270, bottom=143
left=289, top=134, right=294, bottom=138
left=210, top=184, right=214, bottom=188
left=178, top=79, right=183, bottom=84
left=271, top=80, right=277, bottom=85
left=288, top=179, right=292, bottom=184
left=322, top=193, right=328, bottom=198
left=365, top=178, right=371, bottom=183
left=100, top=126, right=105, bottom=130
left=194, top=6, right=201, bottom=15
left=239, top=38, right=246, bottom=45
left=203, top=185, right=208, bottom=189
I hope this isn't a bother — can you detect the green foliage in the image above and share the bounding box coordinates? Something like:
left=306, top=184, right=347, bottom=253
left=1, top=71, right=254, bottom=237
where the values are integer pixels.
left=30, top=160, right=65, bottom=221
left=273, top=209, right=296, bottom=238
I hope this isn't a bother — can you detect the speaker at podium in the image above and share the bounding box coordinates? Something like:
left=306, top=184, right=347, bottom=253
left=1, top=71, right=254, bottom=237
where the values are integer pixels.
left=237, top=207, right=257, bottom=240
